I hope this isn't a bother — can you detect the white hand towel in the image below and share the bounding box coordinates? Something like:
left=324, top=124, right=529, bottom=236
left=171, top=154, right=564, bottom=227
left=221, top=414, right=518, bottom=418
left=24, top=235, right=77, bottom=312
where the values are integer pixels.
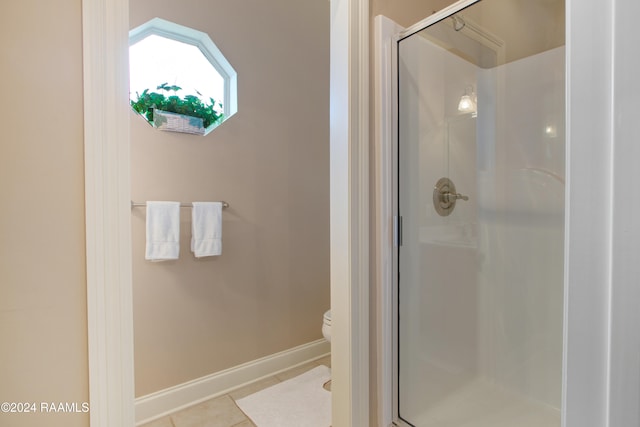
left=191, top=202, right=222, bottom=257
left=145, top=201, right=180, bottom=261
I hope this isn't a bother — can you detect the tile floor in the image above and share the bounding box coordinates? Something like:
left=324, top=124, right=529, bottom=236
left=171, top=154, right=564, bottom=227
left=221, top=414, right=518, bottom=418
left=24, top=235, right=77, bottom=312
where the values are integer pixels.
left=140, top=355, right=331, bottom=427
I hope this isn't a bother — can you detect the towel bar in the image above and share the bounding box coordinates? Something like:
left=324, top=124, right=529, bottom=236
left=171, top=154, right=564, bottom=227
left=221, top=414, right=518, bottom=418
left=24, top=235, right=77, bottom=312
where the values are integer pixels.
left=131, top=201, right=229, bottom=209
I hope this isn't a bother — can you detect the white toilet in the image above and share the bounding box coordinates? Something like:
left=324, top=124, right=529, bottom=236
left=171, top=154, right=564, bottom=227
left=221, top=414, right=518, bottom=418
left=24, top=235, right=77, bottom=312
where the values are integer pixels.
left=322, top=310, right=332, bottom=342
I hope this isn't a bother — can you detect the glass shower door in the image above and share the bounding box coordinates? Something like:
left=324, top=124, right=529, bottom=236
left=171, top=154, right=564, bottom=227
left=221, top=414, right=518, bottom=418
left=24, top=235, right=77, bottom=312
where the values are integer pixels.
left=397, top=38, right=479, bottom=425
left=396, top=1, right=565, bottom=426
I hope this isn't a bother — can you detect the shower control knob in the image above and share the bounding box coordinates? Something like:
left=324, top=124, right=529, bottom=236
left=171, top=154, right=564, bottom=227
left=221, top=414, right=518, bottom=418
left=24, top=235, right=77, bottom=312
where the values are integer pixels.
left=433, top=177, right=468, bottom=216
left=443, top=192, right=469, bottom=203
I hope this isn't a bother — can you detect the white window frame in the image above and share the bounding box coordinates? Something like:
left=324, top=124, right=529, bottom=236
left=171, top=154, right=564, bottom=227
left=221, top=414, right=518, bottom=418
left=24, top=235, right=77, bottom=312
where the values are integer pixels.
left=129, top=17, right=238, bottom=120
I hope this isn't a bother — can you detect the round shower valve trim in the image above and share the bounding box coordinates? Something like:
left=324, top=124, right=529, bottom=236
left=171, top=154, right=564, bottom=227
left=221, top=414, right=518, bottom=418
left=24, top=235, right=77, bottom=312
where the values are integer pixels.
left=433, top=177, right=468, bottom=216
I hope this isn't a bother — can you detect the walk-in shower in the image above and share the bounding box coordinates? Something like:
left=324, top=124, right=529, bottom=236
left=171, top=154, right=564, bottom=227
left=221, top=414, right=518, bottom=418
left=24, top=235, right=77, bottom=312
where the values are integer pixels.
left=393, top=0, right=565, bottom=425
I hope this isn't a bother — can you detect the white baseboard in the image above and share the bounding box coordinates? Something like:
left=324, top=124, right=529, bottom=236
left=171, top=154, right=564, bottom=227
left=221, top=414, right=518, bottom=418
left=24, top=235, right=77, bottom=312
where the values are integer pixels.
left=135, top=339, right=330, bottom=425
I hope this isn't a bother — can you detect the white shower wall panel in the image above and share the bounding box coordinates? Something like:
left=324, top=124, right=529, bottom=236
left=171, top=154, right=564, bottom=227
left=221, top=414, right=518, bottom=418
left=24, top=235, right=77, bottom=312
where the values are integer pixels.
left=399, top=31, right=564, bottom=415
left=477, top=46, right=565, bottom=408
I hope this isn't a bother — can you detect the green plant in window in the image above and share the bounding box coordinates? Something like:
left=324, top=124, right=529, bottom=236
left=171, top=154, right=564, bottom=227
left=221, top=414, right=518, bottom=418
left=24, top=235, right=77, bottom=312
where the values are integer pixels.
left=130, top=83, right=224, bottom=129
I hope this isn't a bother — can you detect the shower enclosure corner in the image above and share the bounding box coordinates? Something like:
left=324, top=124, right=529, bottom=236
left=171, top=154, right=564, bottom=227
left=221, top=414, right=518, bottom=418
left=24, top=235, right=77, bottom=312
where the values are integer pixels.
left=392, top=0, right=565, bottom=426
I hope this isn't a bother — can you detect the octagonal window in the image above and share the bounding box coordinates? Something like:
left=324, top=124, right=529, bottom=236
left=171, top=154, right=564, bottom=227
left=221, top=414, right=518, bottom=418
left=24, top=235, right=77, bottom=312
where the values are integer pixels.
left=129, top=18, right=237, bottom=135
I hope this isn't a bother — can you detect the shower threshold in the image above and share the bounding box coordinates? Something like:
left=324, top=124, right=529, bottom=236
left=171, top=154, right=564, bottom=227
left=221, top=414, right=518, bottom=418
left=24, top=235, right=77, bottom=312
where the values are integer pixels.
left=401, top=377, right=560, bottom=427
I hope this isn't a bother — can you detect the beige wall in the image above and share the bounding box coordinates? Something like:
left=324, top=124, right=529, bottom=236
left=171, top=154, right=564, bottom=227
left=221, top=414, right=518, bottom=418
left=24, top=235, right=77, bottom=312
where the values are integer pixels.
left=130, top=0, right=330, bottom=396
left=372, top=0, right=455, bottom=28
left=374, top=0, right=565, bottom=64
left=458, top=0, right=565, bottom=64
left=0, top=1, right=89, bottom=427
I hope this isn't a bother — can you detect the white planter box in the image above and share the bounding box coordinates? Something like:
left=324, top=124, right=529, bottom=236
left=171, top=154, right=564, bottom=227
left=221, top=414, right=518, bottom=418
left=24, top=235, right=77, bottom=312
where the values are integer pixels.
left=153, top=109, right=205, bottom=135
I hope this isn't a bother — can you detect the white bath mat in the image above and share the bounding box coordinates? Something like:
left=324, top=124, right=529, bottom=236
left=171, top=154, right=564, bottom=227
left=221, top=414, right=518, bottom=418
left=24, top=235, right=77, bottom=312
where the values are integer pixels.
left=235, top=365, right=331, bottom=427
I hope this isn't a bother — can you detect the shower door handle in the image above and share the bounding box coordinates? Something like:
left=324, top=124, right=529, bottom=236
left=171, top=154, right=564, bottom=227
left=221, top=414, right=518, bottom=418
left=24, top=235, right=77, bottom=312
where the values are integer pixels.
left=393, top=215, right=403, bottom=247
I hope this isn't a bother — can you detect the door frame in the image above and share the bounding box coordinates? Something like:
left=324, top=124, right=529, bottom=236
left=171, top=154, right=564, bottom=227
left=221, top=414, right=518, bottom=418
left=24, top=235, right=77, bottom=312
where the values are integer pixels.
left=81, top=0, right=371, bottom=426
left=82, top=0, right=134, bottom=425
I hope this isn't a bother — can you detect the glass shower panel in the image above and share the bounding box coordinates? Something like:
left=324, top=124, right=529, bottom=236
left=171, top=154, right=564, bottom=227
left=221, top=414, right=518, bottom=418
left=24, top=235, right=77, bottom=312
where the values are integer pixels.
left=396, top=1, right=565, bottom=426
